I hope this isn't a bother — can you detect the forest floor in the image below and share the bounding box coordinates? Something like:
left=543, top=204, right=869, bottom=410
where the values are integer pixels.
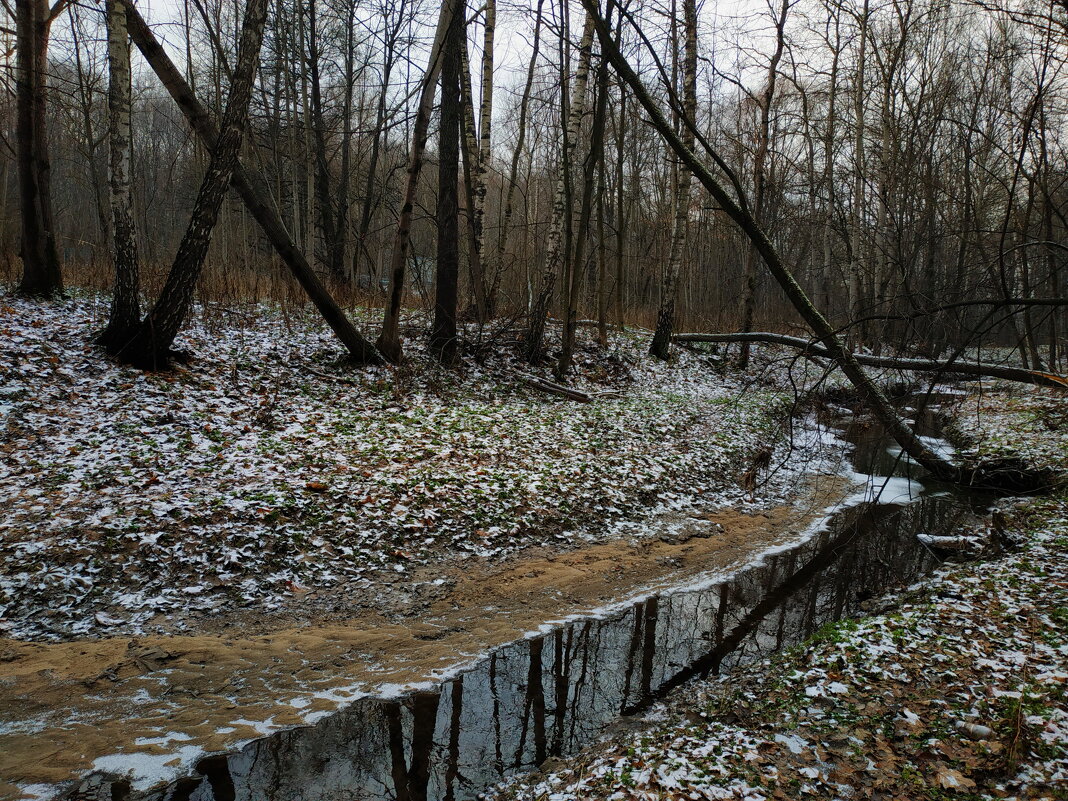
left=0, top=294, right=818, bottom=643
left=491, top=388, right=1068, bottom=801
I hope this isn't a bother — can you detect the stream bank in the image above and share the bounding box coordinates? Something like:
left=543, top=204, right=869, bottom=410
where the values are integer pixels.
left=493, top=386, right=1068, bottom=801
left=5, top=389, right=1018, bottom=800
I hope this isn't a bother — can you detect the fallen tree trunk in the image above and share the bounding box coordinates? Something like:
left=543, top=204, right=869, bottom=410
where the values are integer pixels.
left=119, top=0, right=381, bottom=365
left=515, top=372, right=623, bottom=403
left=673, top=332, right=1068, bottom=389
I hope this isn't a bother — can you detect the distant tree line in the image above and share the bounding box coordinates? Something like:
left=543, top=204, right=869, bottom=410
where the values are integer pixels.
left=1, top=0, right=1065, bottom=375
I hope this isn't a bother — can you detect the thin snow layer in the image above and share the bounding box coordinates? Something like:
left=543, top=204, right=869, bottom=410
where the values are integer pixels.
left=490, top=496, right=1068, bottom=801
left=0, top=297, right=810, bottom=641
left=947, top=387, right=1068, bottom=475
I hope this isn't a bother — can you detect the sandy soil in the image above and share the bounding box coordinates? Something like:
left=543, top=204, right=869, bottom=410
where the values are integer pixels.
left=0, top=476, right=850, bottom=797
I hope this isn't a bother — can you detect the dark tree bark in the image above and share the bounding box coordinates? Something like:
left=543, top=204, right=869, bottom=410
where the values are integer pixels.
left=428, top=0, right=464, bottom=366
left=97, top=0, right=141, bottom=352
left=377, top=0, right=455, bottom=363
left=672, top=331, right=1068, bottom=388
left=15, top=0, right=63, bottom=297
left=116, top=0, right=270, bottom=369
left=118, top=0, right=380, bottom=364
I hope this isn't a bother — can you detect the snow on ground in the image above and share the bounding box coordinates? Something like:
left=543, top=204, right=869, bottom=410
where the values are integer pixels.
left=948, top=387, right=1068, bottom=475
left=490, top=390, right=1068, bottom=801
left=0, top=296, right=806, bottom=642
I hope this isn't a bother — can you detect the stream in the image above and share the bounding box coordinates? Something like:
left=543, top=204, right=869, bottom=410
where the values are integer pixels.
left=94, top=397, right=997, bottom=801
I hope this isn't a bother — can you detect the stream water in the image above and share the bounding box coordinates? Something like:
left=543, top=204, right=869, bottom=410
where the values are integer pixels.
left=105, top=398, right=995, bottom=801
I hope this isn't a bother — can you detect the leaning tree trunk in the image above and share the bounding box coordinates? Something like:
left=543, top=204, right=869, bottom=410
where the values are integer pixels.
left=581, top=0, right=961, bottom=483
left=649, top=0, right=697, bottom=361
left=117, top=0, right=269, bottom=369
left=15, top=0, right=63, bottom=297
left=377, top=0, right=455, bottom=363
left=523, top=11, right=596, bottom=363
left=119, top=0, right=379, bottom=363
left=429, top=0, right=463, bottom=366
left=97, top=0, right=141, bottom=352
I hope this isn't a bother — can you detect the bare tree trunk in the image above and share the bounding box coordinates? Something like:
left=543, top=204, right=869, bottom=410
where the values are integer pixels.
left=494, top=0, right=544, bottom=317
left=306, top=0, right=346, bottom=281
left=558, top=15, right=612, bottom=378
left=459, top=40, right=488, bottom=320
left=847, top=0, right=869, bottom=344
left=582, top=0, right=961, bottom=483
left=356, top=0, right=404, bottom=278
left=524, top=10, right=596, bottom=363
left=429, top=0, right=464, bottom=365
left=15, top=0, right=63, bottom=297
left=116, top=0, right=270, bottom=369
left=97, top=0, right=141, bottom=352
left=649, top=0, right=696, bottom=360
left=738, top=0, right=788, bottom=369
left=472, top=0, right=495, bottom=317
left=68, top=6, right=109, bottom=252
left=614, top=87, right=627, bottom=329
left=376, top=0, right=455, bottom=363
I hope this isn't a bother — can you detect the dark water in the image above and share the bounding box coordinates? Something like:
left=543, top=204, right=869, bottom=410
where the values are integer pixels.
left=105, top=402, right=993, bottom=801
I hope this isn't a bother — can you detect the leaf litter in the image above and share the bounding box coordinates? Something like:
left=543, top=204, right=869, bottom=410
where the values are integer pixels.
left=0, top=296, right=813, bottom=642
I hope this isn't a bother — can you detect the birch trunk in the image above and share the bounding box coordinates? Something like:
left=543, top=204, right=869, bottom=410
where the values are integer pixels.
left=459, top=40, right=488, bottom=320
left=98, top=0, right=141, bottom=352
left=473, top=0, right=495, bottom=316
left=523, top=10, right=596, bottom=363
left=649, top=0, right=697, bottom=360
left=495, top=0, right=544, bottom=316
left=557, top=43, right=610, bottom=378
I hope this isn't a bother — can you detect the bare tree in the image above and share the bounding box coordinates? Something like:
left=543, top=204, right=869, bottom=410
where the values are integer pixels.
left=648, top=0, right=697, bottom=360
left=15, top=0, right=66, bottom=296
left=429, top=0, right=465, bottom=365
left=524, top=9, right=596, bottom=363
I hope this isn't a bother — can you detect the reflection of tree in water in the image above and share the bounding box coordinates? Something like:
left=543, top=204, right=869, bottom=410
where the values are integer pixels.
left=125, top=427, right=988, bottom=801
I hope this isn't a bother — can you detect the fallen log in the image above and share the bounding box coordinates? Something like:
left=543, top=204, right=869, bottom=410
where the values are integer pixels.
left=672, top=332, right=1068, bottom=389
left=515, top=372, right=623, bottom=403
left=516, top=372, right=593, bottom=402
